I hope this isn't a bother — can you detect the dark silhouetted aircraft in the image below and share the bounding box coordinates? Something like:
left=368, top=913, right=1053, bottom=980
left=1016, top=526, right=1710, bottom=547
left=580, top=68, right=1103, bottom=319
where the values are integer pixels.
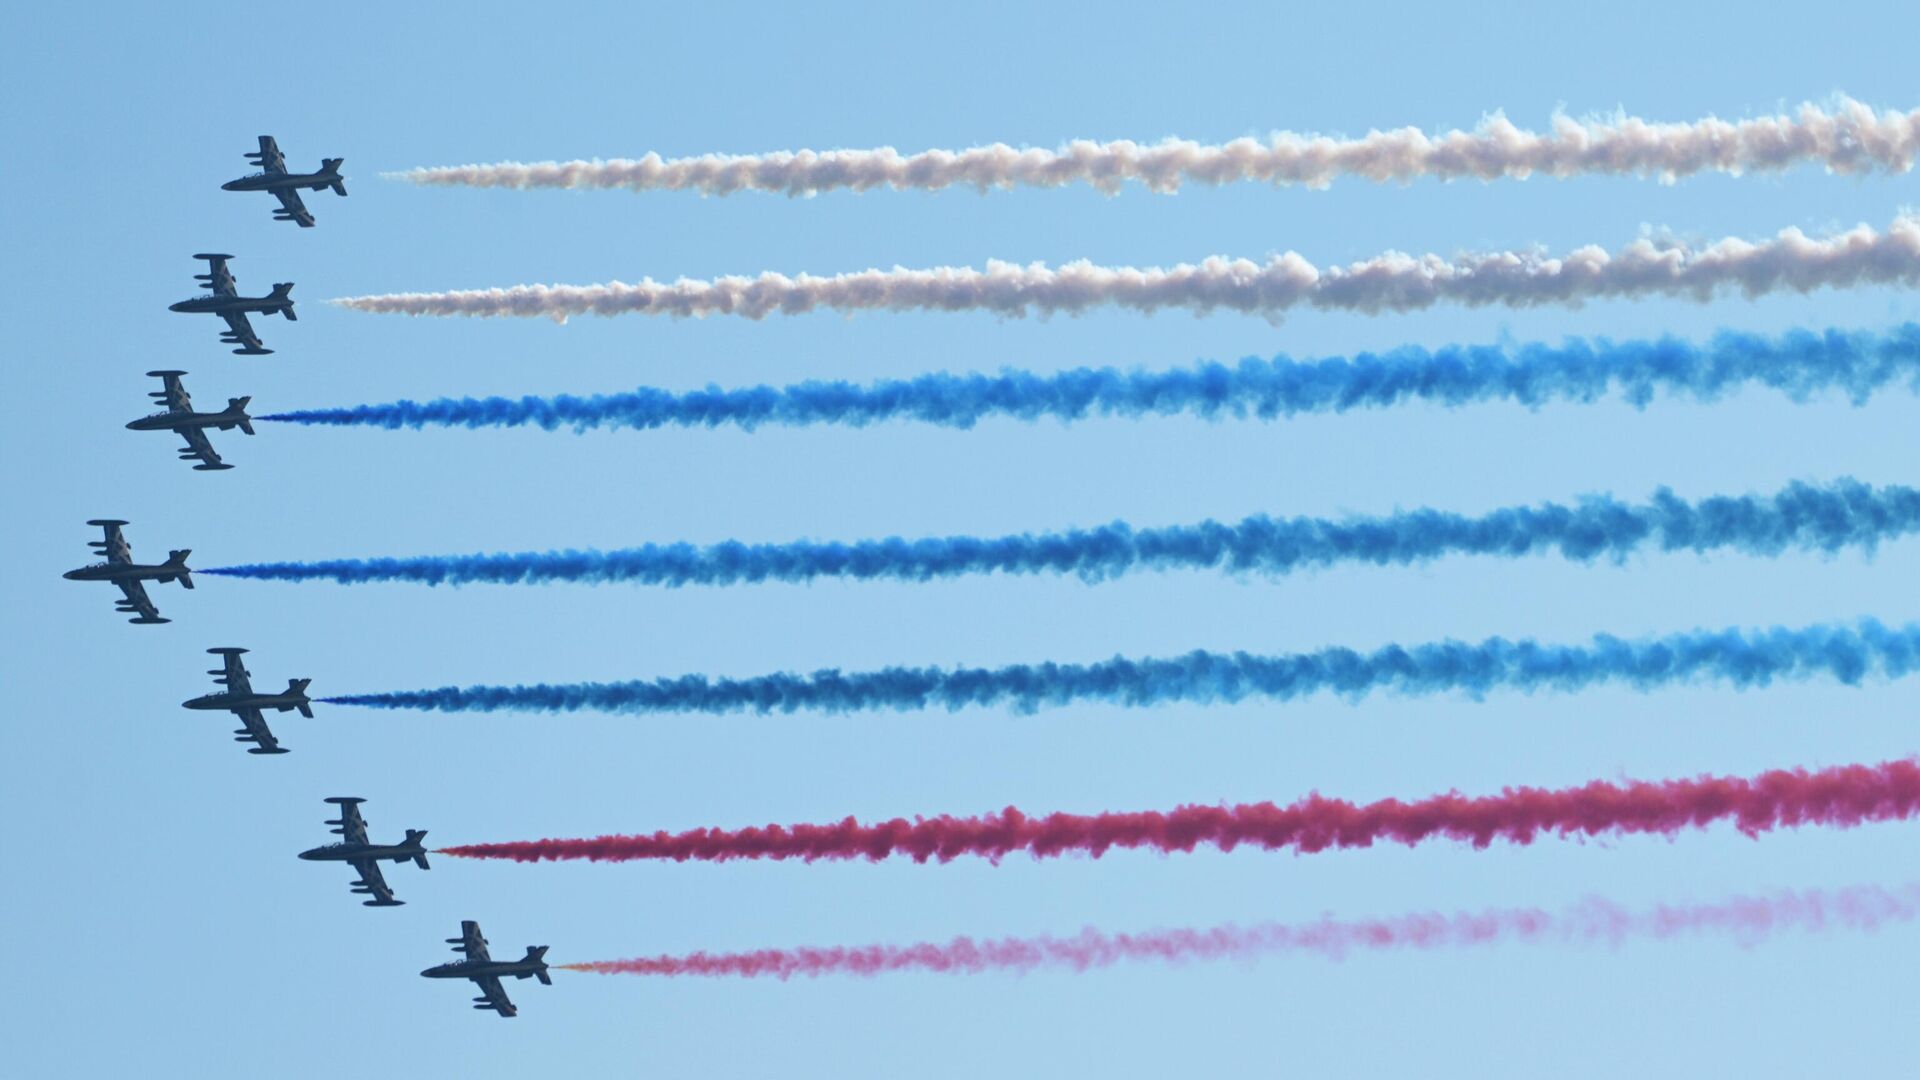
left=221, top=136, right=345, bottom=227
left=298, top=797, right=428, bottom=906
left=168, top=254, right=294, bottom=355
left=181, top=647, right=310, bottom=754
left=422, top=921, right=551, bottom=1018
left=126, top=371, right=252, bottom=470
left=63, top=520, right=190, bottom=624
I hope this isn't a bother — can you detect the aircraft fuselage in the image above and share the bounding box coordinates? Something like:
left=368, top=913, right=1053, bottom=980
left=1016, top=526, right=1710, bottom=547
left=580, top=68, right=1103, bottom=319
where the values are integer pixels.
left=222, top=170, right=336, bottom=193
left=126, top=409, right=245, bottom=433
left=168, top=294, right=284, bottom=315
left=182, top=689, right=308, bottom=713
left=63, top=561, right=177, bottom=584
left=421, top=957, right=547, bottom=981
left=298, top=841, right=424, bottom=863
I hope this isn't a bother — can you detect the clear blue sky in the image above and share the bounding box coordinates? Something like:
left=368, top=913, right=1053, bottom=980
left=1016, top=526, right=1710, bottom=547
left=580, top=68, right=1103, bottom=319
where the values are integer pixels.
left=5, top=2, right=1920, bottom=1075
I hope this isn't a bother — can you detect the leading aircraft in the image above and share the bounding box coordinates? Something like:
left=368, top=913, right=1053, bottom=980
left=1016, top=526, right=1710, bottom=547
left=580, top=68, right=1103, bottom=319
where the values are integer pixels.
left=168, top=254, right=294, bottom=355
left=298, top=797, right=429, bottom=906
left=181, top=647, right=311, bottom=754
left=421, top=921, right=551, bottom=1018
left=62, top=520, right=191, bottom=624
left=221, top=136, right=346, bottom=228
left=126, top=371, right=252, bottom=470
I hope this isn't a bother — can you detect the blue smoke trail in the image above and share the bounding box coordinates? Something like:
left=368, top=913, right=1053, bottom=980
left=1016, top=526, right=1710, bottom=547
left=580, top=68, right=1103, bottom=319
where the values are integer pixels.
left=322, top=620, right=1920, bottom=715
left=260, top=325, right=1920, bottom=432
left=205, top=479, right=1920, bottom=587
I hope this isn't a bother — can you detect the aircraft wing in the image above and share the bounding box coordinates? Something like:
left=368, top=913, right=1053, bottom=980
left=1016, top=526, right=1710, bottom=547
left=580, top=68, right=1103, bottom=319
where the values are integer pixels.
left=333, top=800, right=370, bottom=845
left=454, top=921, right=492, bottom=962
left=201, top=256, right=237, bottom=297
left=114, top=578, right=161, bottom=623
left=347, top=858, right=397, bottom=905
left=233, top=706, right=283, bottom=754
left=153, top=372, right=192, bottom=412
left=271, top=187, right=314, bottom=228
left=470, top=975, right=517, bottom=1018
left=96, top=521, right=132, bottom=564
left=216, top=651, right=253, bottom=695
left=178, top=427, right=224, bottom=470
left=219, top=310, right=265, bottom=353
left=253, top=136, right=288, bottom=174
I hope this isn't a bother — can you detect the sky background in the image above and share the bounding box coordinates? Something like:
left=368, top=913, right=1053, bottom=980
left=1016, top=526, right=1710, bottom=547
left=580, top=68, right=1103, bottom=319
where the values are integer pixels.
left=5, top=2, right=1920, bottom=1075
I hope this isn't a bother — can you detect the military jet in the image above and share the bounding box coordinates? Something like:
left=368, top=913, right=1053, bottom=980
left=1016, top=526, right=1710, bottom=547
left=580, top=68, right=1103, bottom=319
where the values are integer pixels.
left=62, top=520, right=190, bottom=624
left=298, top=797, right=429, bottom=906
left=126, top=371, right=252, bottom=471
left=422, top=921, right=551, bottom=1018
left=168, top=254, right=294, bottom=355
left=181, top=647, right=310, bottom=754
left=221, top=136, right=345, bottom=227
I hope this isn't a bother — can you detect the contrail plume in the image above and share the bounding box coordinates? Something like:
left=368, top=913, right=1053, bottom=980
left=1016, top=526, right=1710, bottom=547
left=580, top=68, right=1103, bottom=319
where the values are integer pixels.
left=322, top=620, right=1920, bottom=716
left=329, top=217, right=1920, bottom=322
left=559, top=883, right=1920, bottom=978
left=204, top=479, right=1920, bottom=588
left=394, top=97, right=1920, bottom=197
left=259, top=324, right=1920, bottom=433
left=438, top=758, right=1920, bottom=864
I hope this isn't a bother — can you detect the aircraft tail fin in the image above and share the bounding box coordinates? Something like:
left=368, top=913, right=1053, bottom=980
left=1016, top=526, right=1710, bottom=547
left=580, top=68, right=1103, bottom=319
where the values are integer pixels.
left=323, top=159, right=347, bottom=196
left=526, top=946, right=551, bottom=983
left=269, top=283, right=297, bottom=320
left=288, top=678, right=314, bottom=716
left=165, top=550, right=194, bottom=589
left=230, top=398, right=255, bottom=435
left=406, top=830, right=431, bottom=869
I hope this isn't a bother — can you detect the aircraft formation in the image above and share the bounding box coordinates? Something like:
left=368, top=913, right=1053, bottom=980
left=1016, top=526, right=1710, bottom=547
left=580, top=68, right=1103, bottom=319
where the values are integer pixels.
left=71, top=138, right=552, bottom=1019
left=69, top=116, right=1920, bottom=1027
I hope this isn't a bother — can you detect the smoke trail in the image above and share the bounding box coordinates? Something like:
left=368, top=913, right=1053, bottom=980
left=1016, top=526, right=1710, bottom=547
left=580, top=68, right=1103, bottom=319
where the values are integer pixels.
left=437, top=758, right=1920, bottom=864
left=322, top=620, right=1920, bottom=716
left=259, top=324, right=1920, bottom=433
left=559, top=883, right=1920, bottom=978
left=394, top=97, right=1920, bottom=196
left=203, top=479, right=1920, bottom=588
left=330, top=217, right=1920, bottom=322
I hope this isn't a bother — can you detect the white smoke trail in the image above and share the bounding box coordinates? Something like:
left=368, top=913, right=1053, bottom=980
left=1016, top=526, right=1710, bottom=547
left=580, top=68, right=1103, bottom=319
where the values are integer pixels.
left=390, top=97, right=1920, bottom=197
left=332, top=216, right=1920, bottom=323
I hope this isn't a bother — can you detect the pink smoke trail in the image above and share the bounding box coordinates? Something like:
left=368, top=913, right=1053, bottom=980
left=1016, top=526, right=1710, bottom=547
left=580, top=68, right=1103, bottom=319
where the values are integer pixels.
left=441, top=759, right=1920, bottom=865
left=560, top=883, right=1920, bottom=979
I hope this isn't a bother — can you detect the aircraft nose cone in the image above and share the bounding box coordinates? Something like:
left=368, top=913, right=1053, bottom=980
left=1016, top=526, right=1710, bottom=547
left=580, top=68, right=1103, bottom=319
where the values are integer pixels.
left=61, top=569, right=82, bottom=580
left=167, top=301, right=188, bottom=312
left=296, top=848, right=320, bottom=861
left=220, top=180, right=241, bottom=191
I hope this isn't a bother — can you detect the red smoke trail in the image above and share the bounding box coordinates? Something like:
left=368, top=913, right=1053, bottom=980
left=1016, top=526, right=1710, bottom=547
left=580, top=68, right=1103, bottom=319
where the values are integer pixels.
left=557, top=883, right=1920, bottom=979
left=440, top=759, right=1920, bottom=865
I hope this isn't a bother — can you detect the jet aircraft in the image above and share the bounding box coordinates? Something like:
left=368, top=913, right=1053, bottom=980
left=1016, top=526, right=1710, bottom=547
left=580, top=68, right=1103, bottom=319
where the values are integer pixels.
left=168, top=254, right=294, bottom=355
left=62, top=520, right=190, bottom=624
left=126, top=371, right=252, bottom=470
left=181, top=647, right=311, bottom=754
left=221, top=136, right=345, bottom=227
left=421, top=921, right=551, bottom=1018
left=298, top=797, right=428, bottom=906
